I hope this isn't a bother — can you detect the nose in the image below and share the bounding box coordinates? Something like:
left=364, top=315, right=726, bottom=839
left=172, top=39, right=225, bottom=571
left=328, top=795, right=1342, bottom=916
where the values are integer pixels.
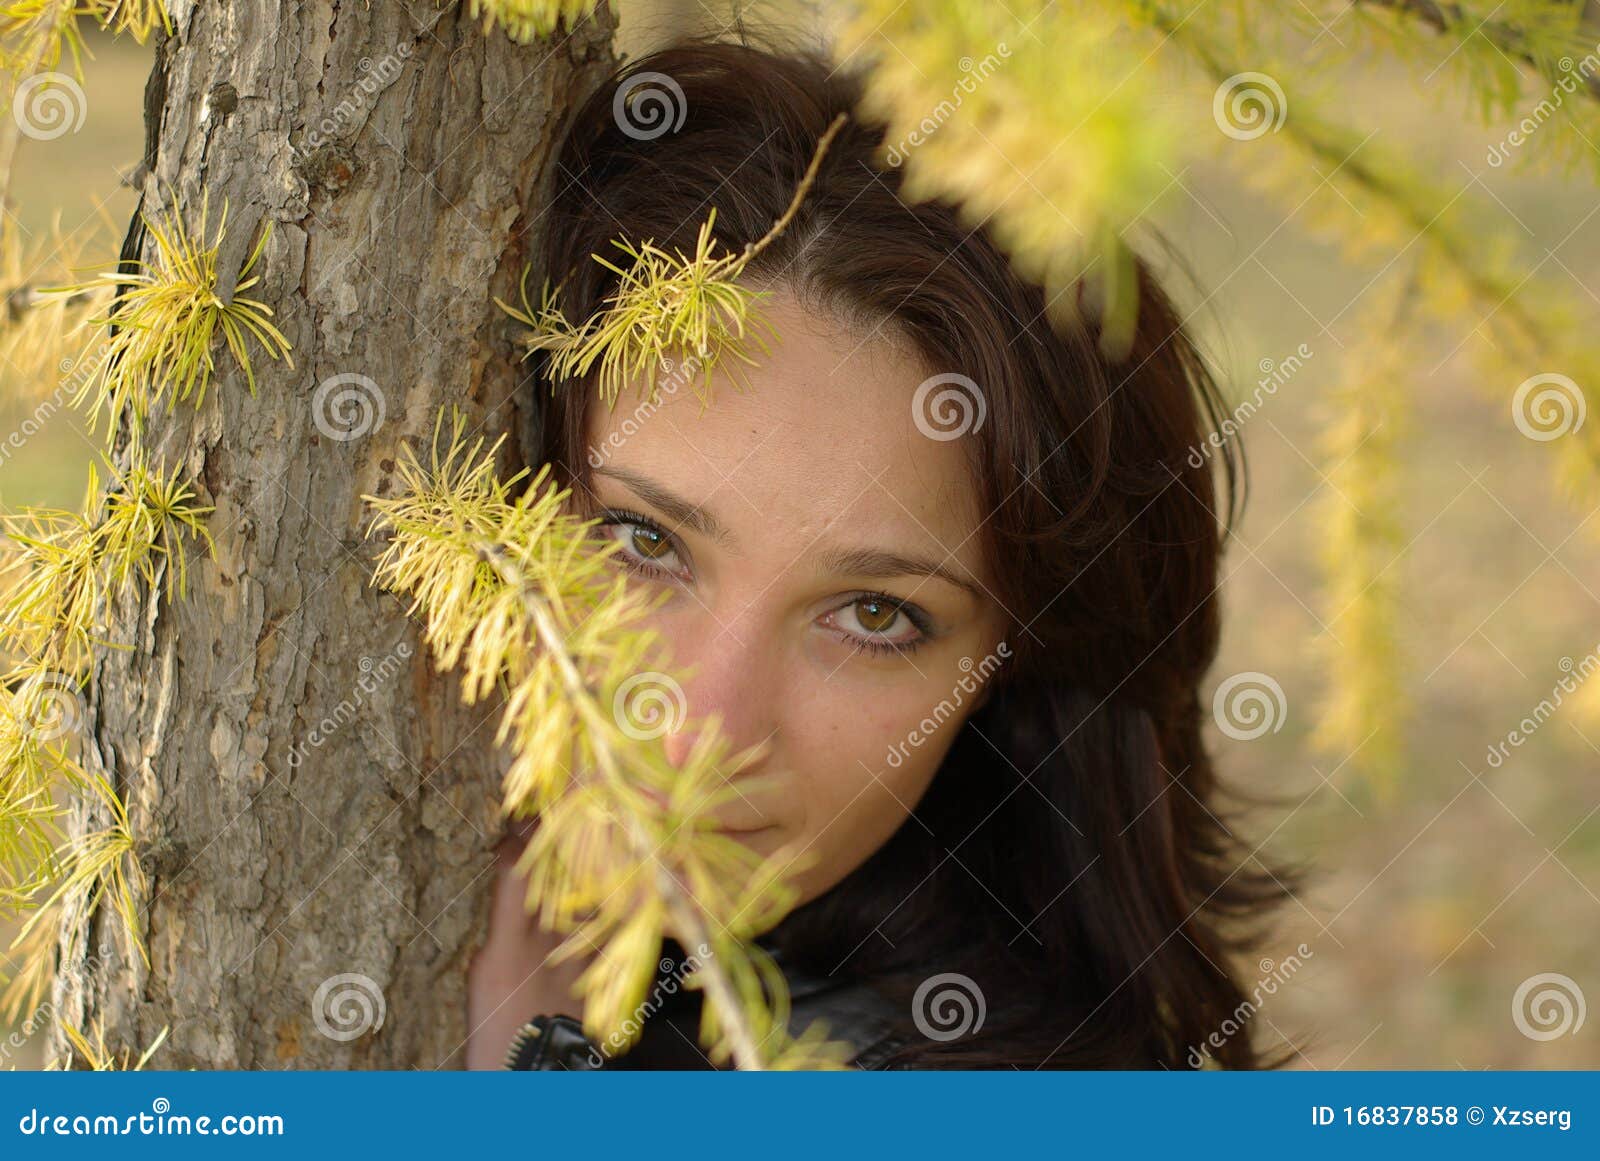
left=653, top=608, right=778, bottom=775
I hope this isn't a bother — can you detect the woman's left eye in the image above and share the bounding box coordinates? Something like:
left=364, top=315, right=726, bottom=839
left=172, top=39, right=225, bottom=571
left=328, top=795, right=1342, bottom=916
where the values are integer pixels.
left=826, top=595, right=930, bottom=656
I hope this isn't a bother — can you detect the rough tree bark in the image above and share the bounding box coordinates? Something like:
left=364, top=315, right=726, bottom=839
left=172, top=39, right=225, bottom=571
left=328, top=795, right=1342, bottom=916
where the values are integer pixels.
left=48, top=0, right=617, bottom=1068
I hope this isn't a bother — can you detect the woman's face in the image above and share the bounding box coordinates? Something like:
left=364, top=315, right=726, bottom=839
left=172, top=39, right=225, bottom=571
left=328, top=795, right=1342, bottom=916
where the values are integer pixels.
left=575, top=285, right=1010, bottom=904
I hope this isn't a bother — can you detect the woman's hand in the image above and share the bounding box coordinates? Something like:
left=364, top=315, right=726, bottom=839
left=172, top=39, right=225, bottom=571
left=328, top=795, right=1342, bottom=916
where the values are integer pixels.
left=464, top=819, right=595, bottom=1069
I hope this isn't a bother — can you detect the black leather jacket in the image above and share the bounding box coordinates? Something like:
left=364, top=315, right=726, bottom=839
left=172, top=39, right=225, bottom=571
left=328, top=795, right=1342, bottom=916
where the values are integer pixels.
left=502, top=940, right=914, bottom=1070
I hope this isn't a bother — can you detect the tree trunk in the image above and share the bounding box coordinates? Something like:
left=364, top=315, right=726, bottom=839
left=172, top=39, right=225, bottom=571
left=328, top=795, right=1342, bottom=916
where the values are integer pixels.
left=48, top=0, right=617, bottom=1069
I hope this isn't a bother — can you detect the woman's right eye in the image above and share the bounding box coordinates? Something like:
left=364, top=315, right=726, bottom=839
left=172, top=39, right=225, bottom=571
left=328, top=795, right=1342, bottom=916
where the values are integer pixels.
left=596, top=513, right=687, bottom=579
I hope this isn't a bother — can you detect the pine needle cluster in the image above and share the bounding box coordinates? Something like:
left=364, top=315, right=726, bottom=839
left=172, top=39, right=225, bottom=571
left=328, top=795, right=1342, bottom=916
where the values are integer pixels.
left=501, top=112, right=848, bottom=410
left=463, top=0, right=604, bottom=44
left=60, top=193, right=293, bottom=451
left=0, top=459, right=213, bottom=1017
left=364, top=409, right=853, bottom=1069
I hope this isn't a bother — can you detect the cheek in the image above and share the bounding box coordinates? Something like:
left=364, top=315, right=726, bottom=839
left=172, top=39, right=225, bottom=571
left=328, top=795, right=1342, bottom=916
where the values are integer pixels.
left=769, top=684, right=958, bottom=898
left=787, top=683, right=936, bottom=804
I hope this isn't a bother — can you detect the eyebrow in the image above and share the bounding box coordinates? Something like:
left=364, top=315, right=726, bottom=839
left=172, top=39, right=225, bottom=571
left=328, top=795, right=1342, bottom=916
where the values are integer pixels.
left=812, top=546, right=984, bottom=602
left=591, top=465, right=986, bottom=601
left=593, top=465, right=731, bottom=546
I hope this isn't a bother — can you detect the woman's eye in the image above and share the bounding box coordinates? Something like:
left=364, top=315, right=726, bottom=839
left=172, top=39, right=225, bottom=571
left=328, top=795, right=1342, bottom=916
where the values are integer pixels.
left=830, top=595, right=928, bottom=654
left=598, top=516, right=685, bottom=577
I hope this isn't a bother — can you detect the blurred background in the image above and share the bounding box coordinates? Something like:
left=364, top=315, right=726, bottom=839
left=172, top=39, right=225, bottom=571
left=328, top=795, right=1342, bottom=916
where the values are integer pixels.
left=4, top=5, right=1597, bottom=1068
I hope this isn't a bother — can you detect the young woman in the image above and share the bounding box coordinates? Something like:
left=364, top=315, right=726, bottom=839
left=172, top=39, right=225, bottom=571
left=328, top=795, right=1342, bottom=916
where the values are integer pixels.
left=465, top=37, right=1285, bottom=1070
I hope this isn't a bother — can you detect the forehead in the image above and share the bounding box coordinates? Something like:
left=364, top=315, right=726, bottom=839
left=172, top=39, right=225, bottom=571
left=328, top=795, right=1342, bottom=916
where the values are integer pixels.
left=582, top=288, right=990, bottom=573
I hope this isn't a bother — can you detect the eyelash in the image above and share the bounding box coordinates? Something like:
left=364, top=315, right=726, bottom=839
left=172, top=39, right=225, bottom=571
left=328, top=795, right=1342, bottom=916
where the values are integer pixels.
left=593, top=507, right=933, bottom=657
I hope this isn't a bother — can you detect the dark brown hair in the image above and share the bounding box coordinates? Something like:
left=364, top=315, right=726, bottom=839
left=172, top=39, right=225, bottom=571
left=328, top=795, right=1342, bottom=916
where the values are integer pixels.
left=527, top=36, right=1288, bottom=1069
